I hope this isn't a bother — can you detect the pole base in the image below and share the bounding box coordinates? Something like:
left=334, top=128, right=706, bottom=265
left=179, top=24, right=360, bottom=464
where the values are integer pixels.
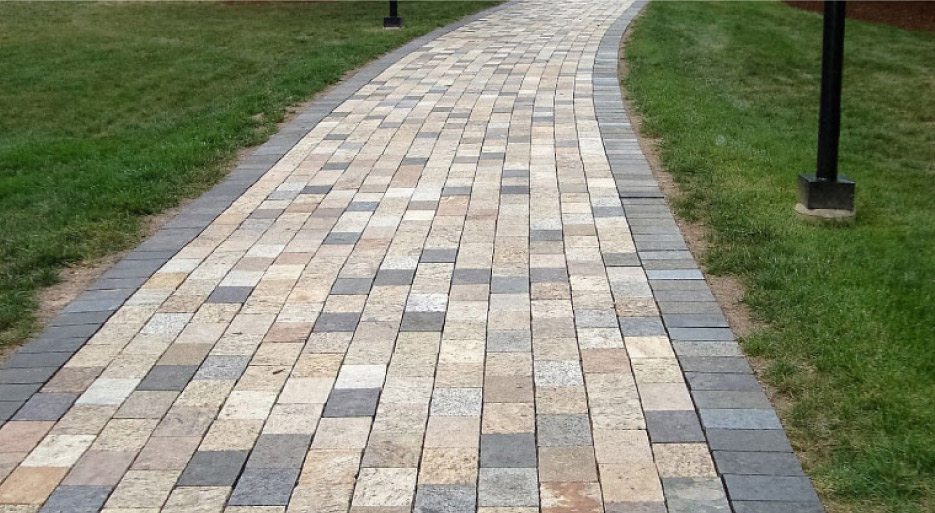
left=795, top=202, right=855, bottom=223
left=797, top=173, right=855, bottom=211
left=383, top=17, right=403, bottom=29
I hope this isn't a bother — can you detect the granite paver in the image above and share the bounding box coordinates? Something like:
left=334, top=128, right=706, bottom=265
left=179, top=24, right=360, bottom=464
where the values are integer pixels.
left=0, top=1, right=823, bottom=511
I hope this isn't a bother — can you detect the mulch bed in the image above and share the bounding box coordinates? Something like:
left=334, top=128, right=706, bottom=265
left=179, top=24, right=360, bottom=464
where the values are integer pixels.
left=785, top=1, right=935, bottom=32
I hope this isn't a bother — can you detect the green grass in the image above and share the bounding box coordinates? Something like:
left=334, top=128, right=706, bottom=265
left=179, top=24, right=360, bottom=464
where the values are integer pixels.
left=0, top=1, right=497, bottom=346
left=624, top=2, right=935, bottom=512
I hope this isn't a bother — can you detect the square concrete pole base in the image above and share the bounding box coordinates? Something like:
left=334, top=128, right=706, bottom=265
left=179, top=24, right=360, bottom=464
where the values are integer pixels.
left=795, top=202, right=855, bottom=223
left=796, top=173, right=855, bottom=221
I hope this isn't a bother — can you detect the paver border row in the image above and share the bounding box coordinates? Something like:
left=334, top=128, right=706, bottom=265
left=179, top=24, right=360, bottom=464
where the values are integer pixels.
left=595, top=2, right=826, bottom=512
left=0, top=1, right=514, bottom=424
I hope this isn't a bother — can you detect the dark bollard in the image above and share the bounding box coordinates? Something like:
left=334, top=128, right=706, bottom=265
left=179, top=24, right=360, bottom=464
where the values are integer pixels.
left=797, top=0, right=855, bottom=219
left=384, top=1, right=403, bottom=29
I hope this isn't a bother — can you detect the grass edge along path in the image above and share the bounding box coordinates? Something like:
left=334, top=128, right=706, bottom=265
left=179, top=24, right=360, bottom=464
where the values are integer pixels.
left=623, top=2, right=935, bottom=513
left=0, top=1, right=499, bottom=348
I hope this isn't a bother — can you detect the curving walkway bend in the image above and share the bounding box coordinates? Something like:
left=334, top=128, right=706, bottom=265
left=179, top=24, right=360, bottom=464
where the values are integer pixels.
left=0, top=1, right=823, bottom=512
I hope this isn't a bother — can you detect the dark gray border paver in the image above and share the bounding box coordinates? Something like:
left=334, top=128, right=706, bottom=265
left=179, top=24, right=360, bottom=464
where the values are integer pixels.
left=594, top=2, right=823, bottom=511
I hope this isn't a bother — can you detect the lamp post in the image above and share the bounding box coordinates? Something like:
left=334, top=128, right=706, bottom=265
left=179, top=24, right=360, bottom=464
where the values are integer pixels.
left=797, top=0, right=855, bottom=219
left=384, top=1, right=403, bottom=29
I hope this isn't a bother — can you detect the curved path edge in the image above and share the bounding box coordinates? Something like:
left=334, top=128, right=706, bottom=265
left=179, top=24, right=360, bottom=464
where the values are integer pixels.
left=597, top=3, right=826, bottom=512
left=0, top=0, right=514, bottom=416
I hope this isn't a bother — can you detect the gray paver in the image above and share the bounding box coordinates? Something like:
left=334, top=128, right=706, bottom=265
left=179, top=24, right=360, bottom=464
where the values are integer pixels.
left=678, top=356, right=752, bottom=374
left=490, top=276, right=529, bottom=294
left=38, top=324, right=99, bottom=339
left=322, top=232, right=361, bottom=245
left=501, top=186, right=530, bottom=195
left=663, top=478, right=731, bottom=513
left=137, top=365, right=198, bottom=391
left=672, top=341, right=743, bottom=357
left=732, top=502, right=825, bottom=513
left=687, top=372, right=760, bottom=391
left=442, top=186, right=472, bottom=196
left=451, top=268, right=492, bottom=285
left=692, top=390, right=772, bottom=410
left=0, top=383, right=41, bottom=402
left=414, top=484, right=477, bottom=513
left=314, top=312, right=362, bottom=332
left=576, top=309, right=619, bottom=328
left=618, top=317, right=666, bottom=336
left=0, top=367, right=58, bottom=384
left=178, top=450, right=249, bottom=486
left=723, top=475, right=821, bottom=503
left=0, top=401, right=20, bottom=421
left=536, top=414, right=592, bottom=446
left=247, top=434, right=313, bottom=469
left=699, top=409, right=783, bottom=430
left=646, top=269, right=703, bottom=280
left=347, top=201, right=379, bottom=212
left=478, top=468, right=539, bottom=507
left=206, top=286, right=254, bottom=304
left=645, top=410, right=706, bottom=443
left=487, top=330, right=531, bottom=352
left=323, top=388, right=381, bottom=417
left=669, top=328, right=734, bottom=341
left=530, top=230, right=563, bottom=242
left=480, top=434, right=537, bottom=468
left=40, top=485, right=111, bottom=513
left=409, top=200, right=439, bottom=211
left=593, top=206, right=626, bottom=217
left=331, top=278, right=374, bottom=295
left=19, top=338, right=87, bottom=355
left=663, top=313, right=729, bottom=328
left=194, top=355, right=251, bottom=381
left=250, top=208, right=283, bottom=219
left=401, top=312, right=446, bottom=332
left=431, top=388, right=482, bottom=416
left=302, top=185, right=333, bottom=194
left=712, top=451, right=805, bottom=476
left=534, top=361, right=584, bottom=387
left=229, top=468, right=300, bottom=506
left=706, top=429, right=793, bottom=453
left=530, top=268, right=567, bottom=283
left=12, top=393, right=77, bottom=421
left=375, top=269, right=416, bottom=286
left=658, top=301, right=722, bottom=315
left=46, top=311, right=112, bottom=327
left=3, top=352, right=74, bottom=369
left=603, top=252, right=641, bottom=266
left=421, top=249, right=459, bottom=263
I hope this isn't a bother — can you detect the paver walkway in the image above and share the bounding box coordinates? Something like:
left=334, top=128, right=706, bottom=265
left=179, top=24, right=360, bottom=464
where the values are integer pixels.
left=0, top=1, right=824, bottom=512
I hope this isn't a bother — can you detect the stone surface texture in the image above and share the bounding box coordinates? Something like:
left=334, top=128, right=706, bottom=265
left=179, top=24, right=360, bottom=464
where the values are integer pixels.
left=0, top=1, right=822, bottom=511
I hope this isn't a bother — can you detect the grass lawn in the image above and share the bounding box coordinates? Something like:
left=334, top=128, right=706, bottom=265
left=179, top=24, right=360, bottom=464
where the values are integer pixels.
left=0, top=1, right=497, bottom=347
left=624, top=2, right=935, bottom=512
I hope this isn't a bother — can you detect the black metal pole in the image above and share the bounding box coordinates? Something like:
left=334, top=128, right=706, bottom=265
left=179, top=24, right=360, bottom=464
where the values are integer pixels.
left=384, top=1, right=403, bottom=29
left=797, top=0, right=854, bottom=215
left=816, top=0, right=846, bottom=182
